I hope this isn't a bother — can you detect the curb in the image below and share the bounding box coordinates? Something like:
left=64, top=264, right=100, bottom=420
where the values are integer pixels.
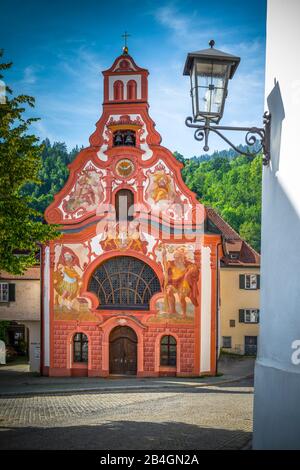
left=0, top=374, right=253, bottom=398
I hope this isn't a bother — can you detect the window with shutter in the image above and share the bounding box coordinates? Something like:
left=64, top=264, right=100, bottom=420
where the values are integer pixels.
left=9, top=283, right=16, bottom=302
left=239, top=274, right=245, bottom=289
left=240, top=274, right=260, bottom=289
left=239, top=309, right=259, bottom=323
left=239, top=309, right=245, bottom=323
left=0, top=282, right=9, bottom=302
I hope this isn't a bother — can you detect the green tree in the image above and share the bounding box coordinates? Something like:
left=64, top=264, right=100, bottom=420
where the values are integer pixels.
left=22, top=139, right=82, bottom=214
left=180, top=151, right=262, bottom=252
left=0, top=51, right=59, bottom=274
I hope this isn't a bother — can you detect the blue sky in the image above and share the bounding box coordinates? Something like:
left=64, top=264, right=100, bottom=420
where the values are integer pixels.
left=1, top=0, right=266, bottom=157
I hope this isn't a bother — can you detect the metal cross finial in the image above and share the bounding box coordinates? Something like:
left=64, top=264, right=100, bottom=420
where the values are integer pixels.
left=122, top=31, right=131, bottom=54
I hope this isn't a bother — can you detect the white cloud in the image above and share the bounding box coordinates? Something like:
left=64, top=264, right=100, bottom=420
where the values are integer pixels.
left=22, top=65, right=42, bottom=85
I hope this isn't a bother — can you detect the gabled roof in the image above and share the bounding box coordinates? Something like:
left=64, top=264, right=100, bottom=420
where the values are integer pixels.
left=206, top=207, right=260, bottom=267
left=102, top=53, right=148, bottom=75
left=0, top=266, right=40, bottom=280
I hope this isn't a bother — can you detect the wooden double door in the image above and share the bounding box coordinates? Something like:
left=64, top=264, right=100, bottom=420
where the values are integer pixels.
left=109, top=326, right=137, bottom=375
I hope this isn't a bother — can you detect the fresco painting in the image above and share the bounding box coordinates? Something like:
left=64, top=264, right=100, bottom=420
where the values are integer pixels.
left=61, top=163, right=105, bottom=219
left=149, top=243, right=200, bottom=323
left=100, top=221, right=148, bottom=253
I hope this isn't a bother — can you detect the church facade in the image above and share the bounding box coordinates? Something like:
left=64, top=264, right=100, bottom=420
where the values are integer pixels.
left=41, top=49, right=221, bottom=377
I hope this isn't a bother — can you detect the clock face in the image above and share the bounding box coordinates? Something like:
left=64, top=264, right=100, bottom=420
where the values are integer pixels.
left=115, top=159, right=135, bottom=178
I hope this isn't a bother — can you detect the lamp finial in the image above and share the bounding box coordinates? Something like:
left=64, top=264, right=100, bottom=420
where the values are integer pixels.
left=209, top=39, right=215, bottom=48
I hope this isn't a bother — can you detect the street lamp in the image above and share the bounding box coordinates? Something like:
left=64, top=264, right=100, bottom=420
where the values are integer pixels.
left=183, top=40, right=271, bottom=165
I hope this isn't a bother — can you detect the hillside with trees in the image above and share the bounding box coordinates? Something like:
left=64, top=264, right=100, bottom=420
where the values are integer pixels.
left=22, top=142, right=262, bottom=253
left=174, top=150, right=262, bottom=252
left=22, top=139, right=83, bottom=215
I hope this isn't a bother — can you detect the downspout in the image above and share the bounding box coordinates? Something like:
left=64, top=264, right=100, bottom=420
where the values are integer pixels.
left=39, top=243, right=44, bottom=376
left=215, top=241, right=222, bottom=376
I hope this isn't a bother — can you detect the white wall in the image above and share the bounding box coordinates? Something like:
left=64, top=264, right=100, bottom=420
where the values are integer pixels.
left=253, top=0, right=300, bottom=449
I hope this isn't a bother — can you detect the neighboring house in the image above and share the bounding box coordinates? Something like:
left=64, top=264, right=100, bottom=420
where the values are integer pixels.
left=207, top=208, right=260, bottom=356
left=0, top=267, right=40, bottom=372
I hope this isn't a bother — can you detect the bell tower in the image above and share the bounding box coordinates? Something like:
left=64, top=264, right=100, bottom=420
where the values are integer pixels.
left=102, top=46, right=149, bottom=106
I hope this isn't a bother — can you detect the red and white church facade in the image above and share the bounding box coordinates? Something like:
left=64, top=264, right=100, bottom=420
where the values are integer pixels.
left=41, top=49, right=222, bottom=377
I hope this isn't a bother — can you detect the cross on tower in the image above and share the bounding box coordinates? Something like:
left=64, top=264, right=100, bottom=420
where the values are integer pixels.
left=122, top=31, right=131, bottom=54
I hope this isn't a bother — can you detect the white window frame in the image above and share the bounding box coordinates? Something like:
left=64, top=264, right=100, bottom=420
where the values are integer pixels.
left=0, top=282, right=9, bottom=302
left=244, top=309, right=259, bottom=323
left=245, top=274, right=258, bottom=290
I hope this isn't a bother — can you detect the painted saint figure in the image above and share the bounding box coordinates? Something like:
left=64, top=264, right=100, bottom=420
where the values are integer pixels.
left=54, top=247, right=82, bottom=310
left=162, top=246, right=199, bottom=317
left=152, top=170, right=173, bottom=202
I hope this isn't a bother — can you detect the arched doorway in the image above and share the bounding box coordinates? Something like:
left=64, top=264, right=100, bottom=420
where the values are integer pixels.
left=109, top=326, right=137, bottom=375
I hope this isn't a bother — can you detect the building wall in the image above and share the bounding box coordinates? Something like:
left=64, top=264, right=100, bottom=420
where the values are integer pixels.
left=0, top=280, right=40, bottom=322
left=220, top=267, right=260, bottom=354
left=253, top=0, right=300, bottom=449
left=23, top=321, right=40, bottom=373
left=0, top=278, right=40, bottom=372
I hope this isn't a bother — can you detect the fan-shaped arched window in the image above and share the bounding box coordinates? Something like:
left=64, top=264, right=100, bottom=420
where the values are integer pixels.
left=88, top=256, right=161, bottom=310
left=127, top=80, right=137, bottom=100
left=114, top=80, right=124, bottom=101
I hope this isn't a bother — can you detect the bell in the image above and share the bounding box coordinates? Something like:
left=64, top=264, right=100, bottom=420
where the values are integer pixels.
left=114, top=133, right=123, bottom=145
left=125, top=133, right=134, bottom=146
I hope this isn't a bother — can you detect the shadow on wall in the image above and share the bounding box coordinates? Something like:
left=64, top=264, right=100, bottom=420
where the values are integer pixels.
left=254, top=85, right=300, bottom=447
left=0, top=420, right=251, bottom=450
left=267, top=79, right=285, bottom=173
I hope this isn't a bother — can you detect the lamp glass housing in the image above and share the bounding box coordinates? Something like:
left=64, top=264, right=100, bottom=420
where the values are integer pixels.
left=190, top=58, right=231, bottom=123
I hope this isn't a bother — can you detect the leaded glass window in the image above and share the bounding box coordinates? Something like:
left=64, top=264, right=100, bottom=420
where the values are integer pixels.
left=88, top=256, right=161, bottom=310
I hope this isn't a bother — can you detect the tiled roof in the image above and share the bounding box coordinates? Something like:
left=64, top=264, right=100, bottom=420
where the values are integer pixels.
left=205, top=207, right=260, bottom=267
left=0, top=266, right=40, bottom=280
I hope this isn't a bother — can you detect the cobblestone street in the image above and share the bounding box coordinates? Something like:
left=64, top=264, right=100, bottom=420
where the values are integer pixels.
left=0, top=378, right=253, bottom=450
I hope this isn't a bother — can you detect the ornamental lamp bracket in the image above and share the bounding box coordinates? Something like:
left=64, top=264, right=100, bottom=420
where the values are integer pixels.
left=183, top=40, right=271, bottom=166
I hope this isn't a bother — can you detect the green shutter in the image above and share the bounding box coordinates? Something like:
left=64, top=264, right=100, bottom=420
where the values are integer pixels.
left=239, top=275, right=245, bottom=289
left=9, top=283, right=15, bottom=301
left=257, top=275, right=260, bottom=289
left=257, top=310, right=260, bottom=323
left=239, top=309, right=245, bottom=322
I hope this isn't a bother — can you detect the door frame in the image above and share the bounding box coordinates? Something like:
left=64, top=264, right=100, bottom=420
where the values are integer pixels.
left=101, top=316, right=145, bottom=376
